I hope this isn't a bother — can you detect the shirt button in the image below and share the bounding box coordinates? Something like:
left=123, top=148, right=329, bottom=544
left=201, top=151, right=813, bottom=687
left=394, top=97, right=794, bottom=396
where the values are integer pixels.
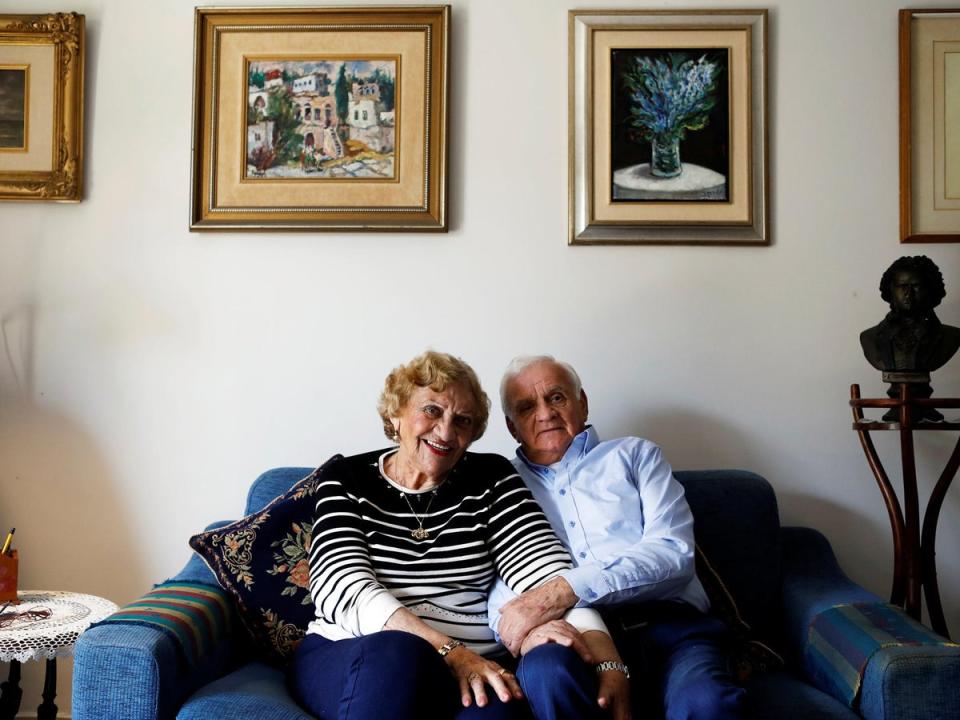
left=569, top=521, right=576, bottom=528
left=588, top=590, right=597, bottom=599
left=559, top=489, right=566, bottom=496
left=579, top=552, right=587, bottom=559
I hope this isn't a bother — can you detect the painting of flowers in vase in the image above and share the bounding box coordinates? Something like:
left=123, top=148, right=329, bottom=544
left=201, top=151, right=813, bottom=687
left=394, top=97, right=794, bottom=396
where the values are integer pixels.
left=610, top=48, right=729, bottom=202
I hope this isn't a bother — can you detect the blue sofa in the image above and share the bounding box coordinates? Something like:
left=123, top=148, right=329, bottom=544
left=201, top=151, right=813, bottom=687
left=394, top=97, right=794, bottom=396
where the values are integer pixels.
left=72, top=468, right=960, bottom=719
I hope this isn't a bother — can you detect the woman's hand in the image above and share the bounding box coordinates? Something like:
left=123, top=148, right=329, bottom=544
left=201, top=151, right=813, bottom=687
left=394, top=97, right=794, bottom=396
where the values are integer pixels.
left=443, top=646, right=524, bottom=708
left=383, top=608, right=522, bottom=708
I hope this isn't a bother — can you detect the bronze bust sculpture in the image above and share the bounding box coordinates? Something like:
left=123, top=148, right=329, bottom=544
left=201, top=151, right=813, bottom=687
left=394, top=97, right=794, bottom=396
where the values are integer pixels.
left=860, top=256, right=960, bottom=421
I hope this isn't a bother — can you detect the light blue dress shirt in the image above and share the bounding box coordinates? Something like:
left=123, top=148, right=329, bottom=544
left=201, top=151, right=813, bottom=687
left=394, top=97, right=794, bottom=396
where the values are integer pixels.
left=488, top=426, right=709, bottom=636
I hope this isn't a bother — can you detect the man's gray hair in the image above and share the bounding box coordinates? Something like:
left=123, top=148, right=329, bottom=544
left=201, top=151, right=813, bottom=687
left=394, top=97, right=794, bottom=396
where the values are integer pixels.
left=500, top=355, right=583, bottom=418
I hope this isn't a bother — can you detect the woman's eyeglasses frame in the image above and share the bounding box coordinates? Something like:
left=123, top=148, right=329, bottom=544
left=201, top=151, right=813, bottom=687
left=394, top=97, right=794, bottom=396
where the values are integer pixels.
left=0, top=606, right=52, bottom=628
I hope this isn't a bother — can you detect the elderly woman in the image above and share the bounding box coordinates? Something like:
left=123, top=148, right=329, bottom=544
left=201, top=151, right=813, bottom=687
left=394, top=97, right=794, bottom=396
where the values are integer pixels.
left=289, top=351, right=619, bottom=720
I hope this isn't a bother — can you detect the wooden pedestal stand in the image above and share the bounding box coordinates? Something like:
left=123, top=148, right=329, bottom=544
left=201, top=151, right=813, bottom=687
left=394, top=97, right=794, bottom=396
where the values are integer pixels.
left=850, top=382, right=960, bottom=639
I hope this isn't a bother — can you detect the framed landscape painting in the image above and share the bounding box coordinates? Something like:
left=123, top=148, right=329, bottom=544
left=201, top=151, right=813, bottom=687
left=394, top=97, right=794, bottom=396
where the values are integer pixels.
left=190, top=6, right=449, bottom=231
left=0, top=12, right=84, bottom=202
left=569, top=9, right=768, bottom=245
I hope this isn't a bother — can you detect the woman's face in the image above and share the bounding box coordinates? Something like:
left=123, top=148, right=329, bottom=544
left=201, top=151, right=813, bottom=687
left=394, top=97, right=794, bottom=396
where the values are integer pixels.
left=391, top=382, right=478, bottom=483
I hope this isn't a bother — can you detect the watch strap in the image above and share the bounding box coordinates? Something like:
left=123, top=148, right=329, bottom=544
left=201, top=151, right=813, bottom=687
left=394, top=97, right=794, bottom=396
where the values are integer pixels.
left=595, top=660, right=630, bottom=678
left=438, top=639, right=464, bottom=656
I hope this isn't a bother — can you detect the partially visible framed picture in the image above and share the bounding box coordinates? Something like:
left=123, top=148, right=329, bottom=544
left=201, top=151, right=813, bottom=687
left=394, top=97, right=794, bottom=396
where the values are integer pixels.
left=0, top=12, right=84, bottom=202
left=569, top=9, right=768, bottom=245
left=900, top=8, right=960, bottom=243
left=190, top=6, right=449, bottom=231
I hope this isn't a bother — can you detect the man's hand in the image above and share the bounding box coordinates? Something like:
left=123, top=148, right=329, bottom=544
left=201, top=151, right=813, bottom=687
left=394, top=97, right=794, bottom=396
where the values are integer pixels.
left=584, top=630, right=631, bottom=720
left=597, top=667, right=631, bottom=720
left=497, top=576, right=578, bottom=655
left=518, top=619, right=593, bottom=663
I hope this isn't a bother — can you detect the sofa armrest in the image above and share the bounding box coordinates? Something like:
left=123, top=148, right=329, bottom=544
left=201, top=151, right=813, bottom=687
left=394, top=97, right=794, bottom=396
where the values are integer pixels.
left=780, top=526, right=960, bottom=720
left=859, top=645, right=960, bottom=720
left=73, top=623, right=193, bottom=720
left=779, top=525, right=879, bottom=664
left=73, top=523, right=241, bottom=720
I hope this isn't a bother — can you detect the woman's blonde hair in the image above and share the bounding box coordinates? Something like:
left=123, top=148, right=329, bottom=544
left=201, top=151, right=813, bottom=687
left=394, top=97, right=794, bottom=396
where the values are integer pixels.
left=377, top=350, right=490, bottom=441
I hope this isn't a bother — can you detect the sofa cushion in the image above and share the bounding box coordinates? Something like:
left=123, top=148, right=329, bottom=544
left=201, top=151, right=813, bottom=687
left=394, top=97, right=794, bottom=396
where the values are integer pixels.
left=676, top=470, right=782, bottom=643
left=743, top=670, right=859, bottom=719
left=695, top=544, right=783, bottom=680
left=177, top=662, right=316, bottom=720
left=189, top=456, right=342, bottom=664
left=246, top=468, right=317, bottom=516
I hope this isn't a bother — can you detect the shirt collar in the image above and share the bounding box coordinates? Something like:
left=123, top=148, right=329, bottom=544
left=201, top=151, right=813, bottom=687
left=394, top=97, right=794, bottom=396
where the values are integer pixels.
left=516, top=425, right=598, bottom=481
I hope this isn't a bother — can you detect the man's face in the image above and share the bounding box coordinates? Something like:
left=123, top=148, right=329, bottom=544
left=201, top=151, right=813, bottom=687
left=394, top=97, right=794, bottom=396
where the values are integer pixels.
left=890, top=270, right=929, bottom=315
left=504, top=361, right=588, bottom=465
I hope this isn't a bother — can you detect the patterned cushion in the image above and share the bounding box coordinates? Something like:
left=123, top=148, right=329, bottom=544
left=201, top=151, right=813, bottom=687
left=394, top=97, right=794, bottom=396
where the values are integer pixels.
left=189, top=456, right=341, bottom=665
left=805, top=602, right=959, bottom=708
left=92, top=581, right=233, bottom=668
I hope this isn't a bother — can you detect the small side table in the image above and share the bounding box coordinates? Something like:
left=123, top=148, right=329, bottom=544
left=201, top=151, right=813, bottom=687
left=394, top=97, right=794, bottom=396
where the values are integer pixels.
left=850, top=383, right=960, bottom=638
left=0, top=591, right=117, bottom=720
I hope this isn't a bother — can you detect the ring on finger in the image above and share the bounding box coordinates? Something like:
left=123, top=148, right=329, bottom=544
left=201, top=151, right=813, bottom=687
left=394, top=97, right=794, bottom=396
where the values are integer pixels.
left=468, top=672, right=481, bottom=682
left=497, top=668, right=510, bottom=677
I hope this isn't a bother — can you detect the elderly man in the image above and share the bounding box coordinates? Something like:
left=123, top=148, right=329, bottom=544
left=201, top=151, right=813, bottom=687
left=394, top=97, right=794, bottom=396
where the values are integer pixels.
left=488, top=356, right=744, bottom=720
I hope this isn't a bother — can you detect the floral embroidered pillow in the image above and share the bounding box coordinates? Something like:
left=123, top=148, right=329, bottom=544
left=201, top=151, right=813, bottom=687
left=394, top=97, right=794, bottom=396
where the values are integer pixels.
left=189, top=457, right=341, bottom=665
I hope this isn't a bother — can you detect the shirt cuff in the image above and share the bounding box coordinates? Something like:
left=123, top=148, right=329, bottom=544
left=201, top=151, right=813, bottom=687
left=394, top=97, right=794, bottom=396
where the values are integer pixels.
left=563, top=564, right=607, bottom=605
left=563, top=607, right=609, bottom=636
left=358, top=589, right=405, bottom=636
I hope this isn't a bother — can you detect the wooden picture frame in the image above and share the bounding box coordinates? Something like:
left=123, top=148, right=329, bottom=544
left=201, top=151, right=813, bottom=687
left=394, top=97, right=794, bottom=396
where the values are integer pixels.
left=0, top=12, right=84, bottom=202
left=190, top=6, right=449, bottom=231
left=900, top=8, right=960, bottom=243
left=569, top=9, right=768, bottom=245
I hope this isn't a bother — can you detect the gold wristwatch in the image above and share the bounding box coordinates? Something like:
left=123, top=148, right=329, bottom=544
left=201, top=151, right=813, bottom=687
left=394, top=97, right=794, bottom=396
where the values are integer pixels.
left=438, top=639, right=464, bottom=656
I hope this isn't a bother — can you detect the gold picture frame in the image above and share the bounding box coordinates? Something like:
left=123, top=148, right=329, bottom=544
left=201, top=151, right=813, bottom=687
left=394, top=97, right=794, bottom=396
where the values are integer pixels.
left=0, top=12, right=84, bottom=202
left=190, top=6, right=449, bottom=231
left=569, top=9, right=768, bottom=245
left=899, top=8, right=960, bottom=243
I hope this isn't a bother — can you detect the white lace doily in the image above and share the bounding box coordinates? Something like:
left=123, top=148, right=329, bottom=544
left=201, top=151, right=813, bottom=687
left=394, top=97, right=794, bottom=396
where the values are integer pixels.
left=0, top=590, right=118, bottom=663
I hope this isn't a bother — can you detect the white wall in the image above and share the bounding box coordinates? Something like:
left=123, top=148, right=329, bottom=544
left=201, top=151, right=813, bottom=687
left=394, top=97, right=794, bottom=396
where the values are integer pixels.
left=2, top=0, right=960, bottom=714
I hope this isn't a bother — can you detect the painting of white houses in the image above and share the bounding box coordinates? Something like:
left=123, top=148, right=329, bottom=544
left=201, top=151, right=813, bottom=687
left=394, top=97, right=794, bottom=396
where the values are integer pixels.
left=245, top=58, right=396, bottom=179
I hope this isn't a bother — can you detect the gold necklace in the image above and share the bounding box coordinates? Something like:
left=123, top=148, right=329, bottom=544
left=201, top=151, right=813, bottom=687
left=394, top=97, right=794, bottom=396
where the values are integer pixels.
left=384, top=453, right=441, bottom=540
left=400, top=489, right=438, bottom=540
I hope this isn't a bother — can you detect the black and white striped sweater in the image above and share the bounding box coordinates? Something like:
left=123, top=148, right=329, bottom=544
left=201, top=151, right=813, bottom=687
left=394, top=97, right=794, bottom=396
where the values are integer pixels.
left=306, top=448, right=587, bottom=655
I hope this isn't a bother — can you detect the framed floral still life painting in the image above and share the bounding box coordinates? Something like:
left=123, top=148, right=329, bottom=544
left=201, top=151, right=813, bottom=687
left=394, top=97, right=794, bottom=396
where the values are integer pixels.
left=569, top=10, right=768, bottom=245
left=900, top=9, right=960, bottom=243
left=190, top=6, right=449, bottom=231
left=0, top=13, right=84, bottom=202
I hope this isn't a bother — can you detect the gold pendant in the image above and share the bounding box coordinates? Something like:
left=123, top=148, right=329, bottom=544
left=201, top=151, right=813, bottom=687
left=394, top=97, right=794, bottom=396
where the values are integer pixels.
left=412, top=527, right=429, bottom=540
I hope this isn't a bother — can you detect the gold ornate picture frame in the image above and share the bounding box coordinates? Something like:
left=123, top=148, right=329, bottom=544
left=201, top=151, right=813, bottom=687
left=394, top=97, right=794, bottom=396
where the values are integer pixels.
left=569, top=9, right=768, bottom=245
left=190, top=6, right=449, bottom=231
left=899, top=8, right=960, bottom=243
left=0, top=12, right=84, bottom=202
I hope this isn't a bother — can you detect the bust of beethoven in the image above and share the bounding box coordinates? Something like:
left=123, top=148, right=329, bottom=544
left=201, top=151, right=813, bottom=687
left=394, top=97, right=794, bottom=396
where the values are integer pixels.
left=860, top=255, right=960, bottom=373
